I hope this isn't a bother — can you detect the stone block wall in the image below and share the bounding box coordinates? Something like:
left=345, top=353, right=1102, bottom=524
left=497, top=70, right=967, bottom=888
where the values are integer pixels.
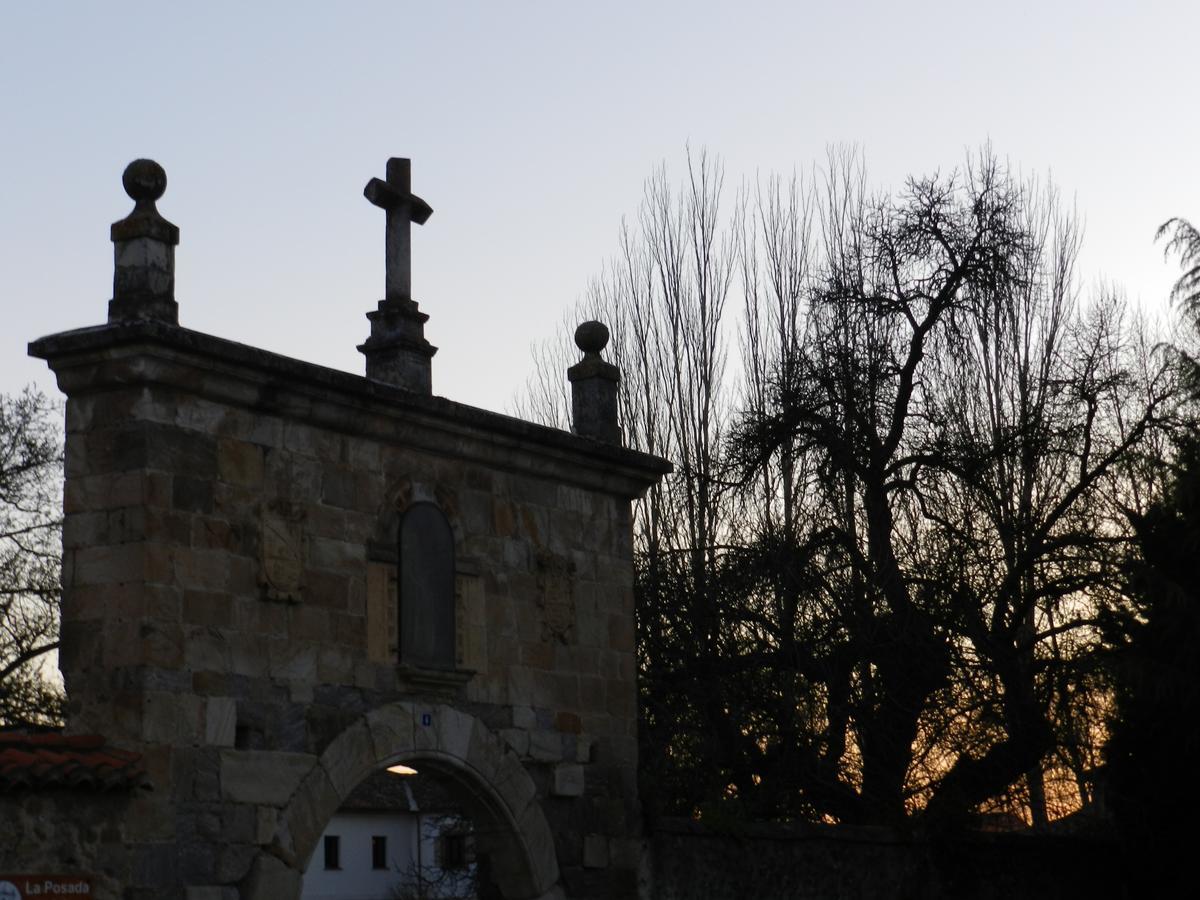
left=0, top=790, right=140, bottom=898
left=60, top=387, right=641, bottom=754
left=646, top=818, right=1124, bottom=900
left=23, top=320, right=668, bottom=899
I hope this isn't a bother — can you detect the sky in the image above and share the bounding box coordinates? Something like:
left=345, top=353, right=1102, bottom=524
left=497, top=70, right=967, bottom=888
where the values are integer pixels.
left=2, top=0, right=1197, bottom=415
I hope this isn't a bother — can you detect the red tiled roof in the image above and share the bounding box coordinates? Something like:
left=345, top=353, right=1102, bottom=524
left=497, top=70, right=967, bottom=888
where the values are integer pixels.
left=0, top=732, right=148, bottom=792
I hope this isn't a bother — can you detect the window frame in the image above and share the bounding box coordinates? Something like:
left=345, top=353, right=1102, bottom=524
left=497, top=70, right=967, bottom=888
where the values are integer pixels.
left=439, top=832, right=468, bottom=870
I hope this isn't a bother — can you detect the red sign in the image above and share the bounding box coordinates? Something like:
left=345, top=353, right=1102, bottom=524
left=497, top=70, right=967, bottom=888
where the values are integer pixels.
left=0, top=878, right=92, bottom=899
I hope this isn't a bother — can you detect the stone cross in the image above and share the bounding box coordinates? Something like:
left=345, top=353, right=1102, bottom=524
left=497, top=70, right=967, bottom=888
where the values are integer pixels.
left=364, top=157, right=433, bottom=302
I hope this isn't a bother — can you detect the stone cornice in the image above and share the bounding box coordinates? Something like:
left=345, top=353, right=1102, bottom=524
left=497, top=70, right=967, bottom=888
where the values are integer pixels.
left=29, top=321, right=672, bottom=498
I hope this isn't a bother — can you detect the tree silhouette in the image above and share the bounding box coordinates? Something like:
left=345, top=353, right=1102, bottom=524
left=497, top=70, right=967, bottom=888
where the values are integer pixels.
left=1098, top=217, right=1200, bottom=891
left=0, top=388, right=64, bottom=727
left=1156, top=218, right=1200, bottom=325
left=522, top=150, right=1175, bottom=827
left=1102, top=436, right=1200, bottom=892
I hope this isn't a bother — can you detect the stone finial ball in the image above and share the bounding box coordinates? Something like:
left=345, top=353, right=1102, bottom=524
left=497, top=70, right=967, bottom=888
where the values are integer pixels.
left=574, top=320, right=610, bottom=355
left=122, top=159, right=167, bottom=203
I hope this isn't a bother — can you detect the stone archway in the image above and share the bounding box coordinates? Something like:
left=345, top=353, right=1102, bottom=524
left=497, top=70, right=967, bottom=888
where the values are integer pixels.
left=242, top=701, right=562, bottom=900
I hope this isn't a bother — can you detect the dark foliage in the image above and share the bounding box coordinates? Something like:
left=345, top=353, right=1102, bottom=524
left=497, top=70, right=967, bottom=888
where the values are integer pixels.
left=1102, top=437, right=1200, bottom=892
left=1099, top=218, right=1200, bottom=891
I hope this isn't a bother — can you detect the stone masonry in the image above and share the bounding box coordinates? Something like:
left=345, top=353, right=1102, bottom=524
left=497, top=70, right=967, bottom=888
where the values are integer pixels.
left=5, top=158, right=670, bottom=899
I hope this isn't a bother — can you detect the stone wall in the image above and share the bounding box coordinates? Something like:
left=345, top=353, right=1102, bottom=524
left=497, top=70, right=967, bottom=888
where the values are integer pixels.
left=646, top=818, right=1123, bottom=900
left=20, top=320, right=668, bottom=899
left=0, top=791, right=138, bottom=898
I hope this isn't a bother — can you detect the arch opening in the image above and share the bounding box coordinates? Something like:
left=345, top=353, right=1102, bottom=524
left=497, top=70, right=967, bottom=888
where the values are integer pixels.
left=300, top=758, right=518, bottom=900
left=256, top=702, right=559, bottom=900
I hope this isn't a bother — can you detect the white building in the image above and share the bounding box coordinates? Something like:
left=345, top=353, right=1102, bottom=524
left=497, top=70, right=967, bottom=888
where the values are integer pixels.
left=301, top=769, right=475, bottom=900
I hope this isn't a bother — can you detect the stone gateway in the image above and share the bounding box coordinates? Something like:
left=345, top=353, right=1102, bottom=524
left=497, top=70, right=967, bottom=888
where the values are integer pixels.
left=3, top=158, right=669, bottom=900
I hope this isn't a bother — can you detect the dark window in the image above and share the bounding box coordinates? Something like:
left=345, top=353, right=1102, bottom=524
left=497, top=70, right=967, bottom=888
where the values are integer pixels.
left=399, top=502, right=456, bottom=669
left=324, top=834, right=340, bottom=870
left=440, top=833, right=468, bottom=870
left=371, top=834, right=387, bottom=870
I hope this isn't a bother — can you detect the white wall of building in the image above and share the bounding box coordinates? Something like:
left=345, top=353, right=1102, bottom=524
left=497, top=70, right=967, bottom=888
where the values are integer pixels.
left=301, top=811, right=419, bottom=900
left=301, top=811, right=475, bottom=900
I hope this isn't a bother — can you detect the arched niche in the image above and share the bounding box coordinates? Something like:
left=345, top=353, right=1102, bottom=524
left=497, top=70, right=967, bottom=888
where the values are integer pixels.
left=399, top=501, right=456, bottom=670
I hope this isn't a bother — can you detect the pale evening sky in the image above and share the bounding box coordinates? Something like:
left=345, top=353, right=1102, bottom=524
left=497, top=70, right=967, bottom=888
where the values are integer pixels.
left=2, top=0, right=1196, bottom=414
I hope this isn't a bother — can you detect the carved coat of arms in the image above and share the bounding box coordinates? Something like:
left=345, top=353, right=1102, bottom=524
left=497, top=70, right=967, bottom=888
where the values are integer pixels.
left=259, top=501, right=305, bottom=603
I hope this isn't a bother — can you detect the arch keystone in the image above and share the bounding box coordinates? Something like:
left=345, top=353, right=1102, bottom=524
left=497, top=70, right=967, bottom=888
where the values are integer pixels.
left=423, top=703, right=475, bottom=759
left=365, top=701, right=415, bottom=758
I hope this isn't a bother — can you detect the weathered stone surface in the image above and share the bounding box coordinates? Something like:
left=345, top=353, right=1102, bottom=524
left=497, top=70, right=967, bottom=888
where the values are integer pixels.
left=366, top=703, right=415, bottom=761
left=267, top=640, right=317, bottom=683
left=219, top=750, right=314, bottom=806
left=553, top=763, right=586, bottom=798
left=240, top=852, right=300, bottom=900
left=217, top=438, right=263, bottom=488
left=123, top=793, right=174, bottom=843
left=517, top=796, right=563, bottom=897
left=491, top=752, right=539, bottom=823
left=205, top=697, right=237, bottom=747
left=431, top=704, right=475, bottom=760
left=512, top=704, right=539, bottom=730
left=172, top=747, right=222, bottom=804
left=318, top=718, right=375, bottom=798
left=574, top=735, right=594, bottom=764
left=529, top=729, right=565, bottom=762
left=255, top=806, right=278, bottom=845
left=583, top=833, right=610, bottom=869
left=500, top=727, right=530, bottom=757
left=143, top=691, right=203, bottom=744
left=72, top=543, right=144, bottom=586
left=278, top=764, right=340, bottom=867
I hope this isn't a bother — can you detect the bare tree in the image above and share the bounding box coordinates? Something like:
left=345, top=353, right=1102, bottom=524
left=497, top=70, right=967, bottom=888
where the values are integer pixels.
left=0, top=388, right=64, bottom=727
left=519, top=150, right=1176, bottom=828
left=614, top=152, right=743, bottom=813
left=911, top=193, right=1175, bottom=825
